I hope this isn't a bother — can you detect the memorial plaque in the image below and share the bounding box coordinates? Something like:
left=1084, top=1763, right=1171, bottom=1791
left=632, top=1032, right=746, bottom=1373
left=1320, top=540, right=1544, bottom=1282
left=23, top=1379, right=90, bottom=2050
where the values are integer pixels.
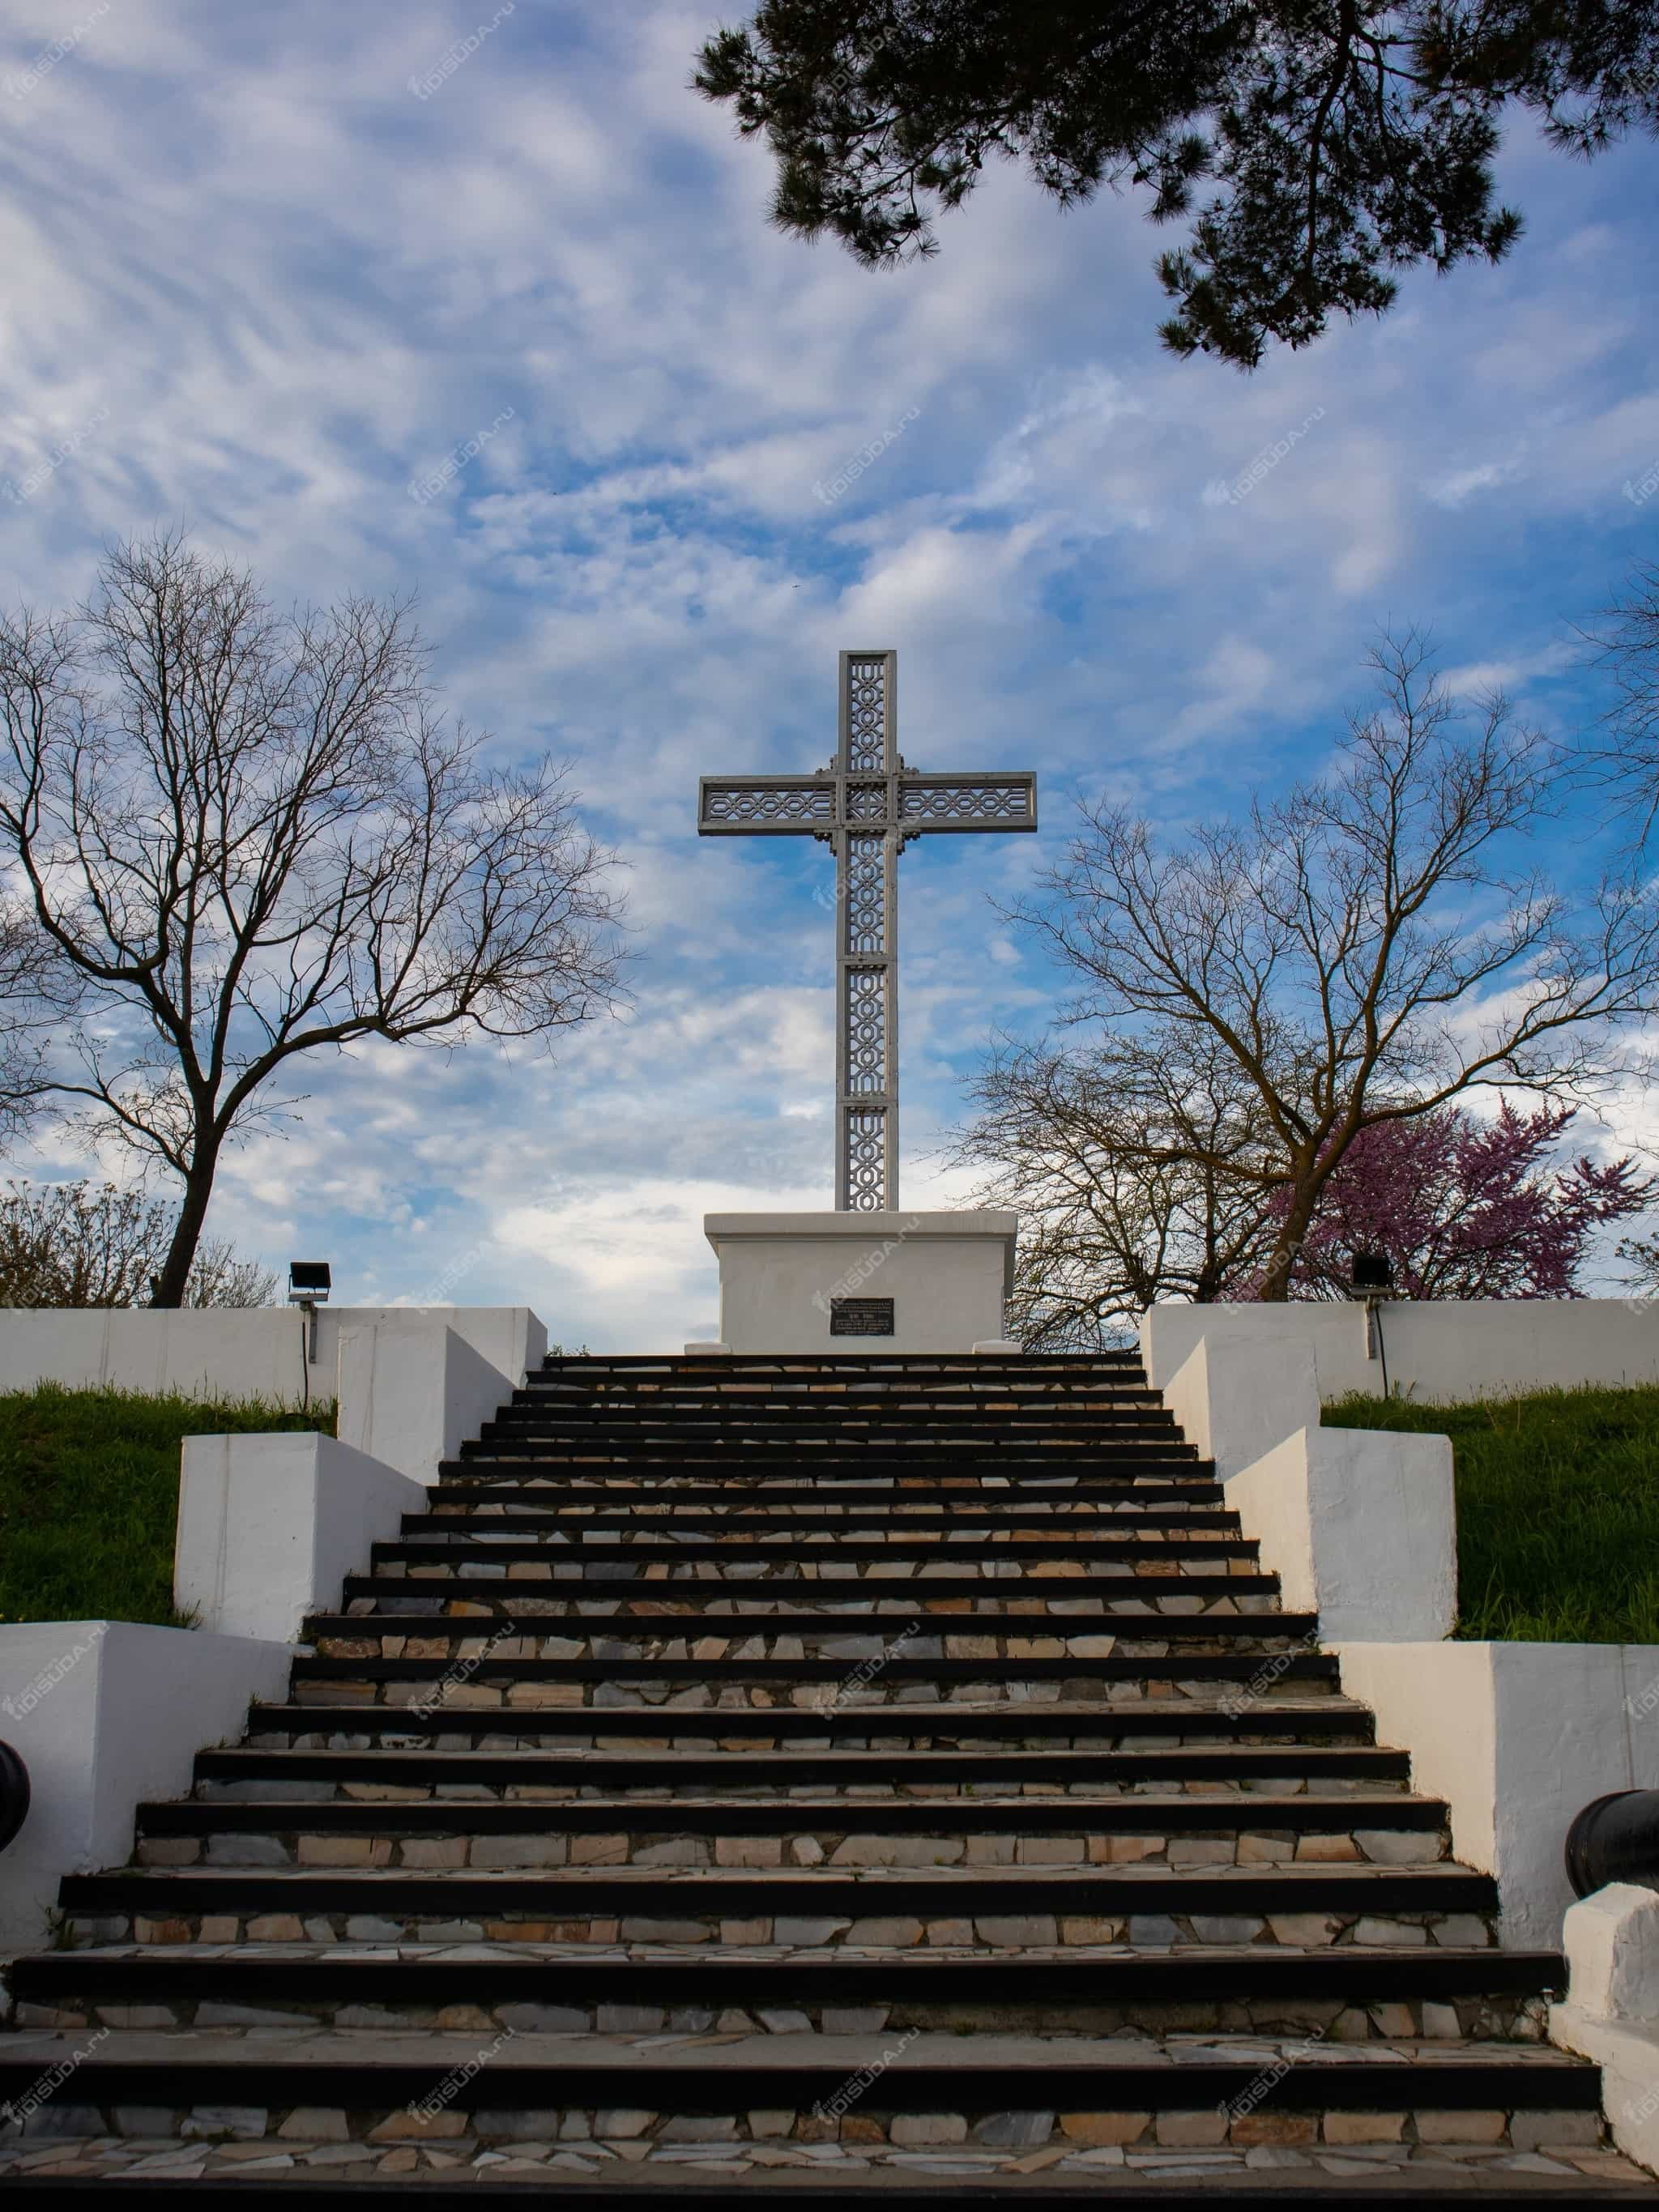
left=829, top=1296, right=895, bottom=1337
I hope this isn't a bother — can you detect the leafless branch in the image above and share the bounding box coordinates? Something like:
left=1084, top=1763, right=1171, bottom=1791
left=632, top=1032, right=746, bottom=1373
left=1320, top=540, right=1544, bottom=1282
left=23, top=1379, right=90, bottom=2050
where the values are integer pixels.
left=0, top=530, right=627, bottom=1303
left=1000, top=631, right=1655, bottom=1302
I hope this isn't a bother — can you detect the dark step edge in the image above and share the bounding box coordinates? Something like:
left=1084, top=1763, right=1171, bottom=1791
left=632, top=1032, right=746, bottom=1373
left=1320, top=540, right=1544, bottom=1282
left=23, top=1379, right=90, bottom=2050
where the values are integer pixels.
left=136, top=1793, right=1448, bottom=1837
left=341, top=1572, right=1278, bottom=1599
left=381, top=1538, right=1261, bottom=1558
left=237, top=1702, right=1378, bottom=1740
left=301, top=1614, right=1315, bottom=1643
left=0, top=2058, right=1599, bottom=2116
left=285, top=1655, right=1341, bottom=1683
left=57, top=1868, right=1499, bottom=1912
left=12, top=1948, right=1563, bottom=2005
left=198, top=1745, right=1406, bottom=1779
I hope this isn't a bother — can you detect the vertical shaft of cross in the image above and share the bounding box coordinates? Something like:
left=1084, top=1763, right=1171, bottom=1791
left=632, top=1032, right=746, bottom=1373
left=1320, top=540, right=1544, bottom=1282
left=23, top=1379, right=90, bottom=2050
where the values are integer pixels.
left=697, top=652, right=1035, bottom=1216
left=834, top=651, right=901, bottom=1210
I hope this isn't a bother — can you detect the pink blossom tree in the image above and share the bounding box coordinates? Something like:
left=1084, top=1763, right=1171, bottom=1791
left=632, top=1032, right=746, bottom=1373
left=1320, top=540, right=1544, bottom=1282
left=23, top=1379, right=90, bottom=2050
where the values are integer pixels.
left=1258, top=1102, right=1652, bottom=1302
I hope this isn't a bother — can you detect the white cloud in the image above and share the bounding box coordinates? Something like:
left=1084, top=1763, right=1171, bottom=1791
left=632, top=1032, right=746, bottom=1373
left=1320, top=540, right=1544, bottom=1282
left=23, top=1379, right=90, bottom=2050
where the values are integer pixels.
left=1427, top=454, right=1529, bottom=509
left=0, top=0, right=1653, bottom=1345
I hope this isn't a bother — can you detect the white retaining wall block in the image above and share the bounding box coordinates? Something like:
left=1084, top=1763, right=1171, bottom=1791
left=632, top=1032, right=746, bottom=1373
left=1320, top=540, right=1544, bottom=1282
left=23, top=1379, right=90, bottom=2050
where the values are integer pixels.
left=335, top=1322, right=515, bottom=1488
left=1142, top=1297, right=1659, bottom=1407
left=313, top=1306, right=546, bottom=1404
left=1552, top=1884, right=1659, bottom=2175
left=176, top=1432, right=427, bottom=1643
left=0, top=1308, right=314, bottom=1407
left=1228, top=1426, right=1456, bottom=1643
left=1559, top=1882, right=1659, bottom=2024
left=0, top=1622, right=292, bottom=1956
left=0, top=1304, right=547, bottom=1411
left=1336, top=1642, right=1659, bottom=1946
left=1163, top=1335, right=1321, bottom=1485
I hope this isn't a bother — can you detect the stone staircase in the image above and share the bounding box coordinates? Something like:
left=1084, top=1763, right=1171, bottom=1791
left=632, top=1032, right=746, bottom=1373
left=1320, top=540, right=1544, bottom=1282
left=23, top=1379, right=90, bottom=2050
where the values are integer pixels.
left=1, top=1350, right=1653, bottom=2198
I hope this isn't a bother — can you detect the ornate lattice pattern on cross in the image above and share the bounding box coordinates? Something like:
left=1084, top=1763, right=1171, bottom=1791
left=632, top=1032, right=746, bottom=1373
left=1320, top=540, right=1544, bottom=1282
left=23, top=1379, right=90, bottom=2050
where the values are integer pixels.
left=698, top=650, right=1038, bottom=1210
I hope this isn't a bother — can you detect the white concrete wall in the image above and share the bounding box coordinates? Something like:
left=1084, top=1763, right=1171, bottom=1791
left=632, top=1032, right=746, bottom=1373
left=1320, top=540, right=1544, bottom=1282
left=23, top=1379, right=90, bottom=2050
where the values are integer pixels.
left=1553, top=1885, right=1659, bottom=2176
left=313, top=1306, right=546, bottom=1402
left=175, top=1433, right=427, bottom=1643
left=0, top=1307, right=315, bottom=1405
left=0, top=1622, right=292, bottom=1955
left=706, top=1212, right=1017, bottom=1355
left=335, top=1322, right=514, bottom=1487
left=1142, top=1297, right=1659, bottom=1406
left=1163, top=1336, right=1321, bottom=1485
left=1337, top=1642, right=1659, bottom=1946
left=0, top=1303, right=548, bottom=1410
left=1230, top=1426, right=1456, bottom=1643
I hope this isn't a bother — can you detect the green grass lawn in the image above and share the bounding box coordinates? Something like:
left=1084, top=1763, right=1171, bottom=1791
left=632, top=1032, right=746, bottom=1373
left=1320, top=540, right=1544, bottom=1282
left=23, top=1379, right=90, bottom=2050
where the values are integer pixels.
left=0, top=1383, right=335, bottom=1630
left=1324, top=1384, right=1659, bottom=1644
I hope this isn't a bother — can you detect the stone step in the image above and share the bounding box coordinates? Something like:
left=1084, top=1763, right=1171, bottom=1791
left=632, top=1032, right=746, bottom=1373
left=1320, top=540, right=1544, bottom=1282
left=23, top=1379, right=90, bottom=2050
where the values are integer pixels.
left=474, top=1424, right=1201, bottom=1451
left=7, top=2136, right=1643, bottom=2193
left=379, top=1534, right=1263, bottom=1563
left=428, top=1511, right=1243, bottom=1539
left=0, top=2029, right=1609, bottom=2167
left=481, top=1403, right=1184, bottom=1425
left=522, top=1380, right=1167, bottom=1397
left=526, top=1362, right=1158, bottom=1380
left=373, top=1554, right=1265, bottom=1588
left=452, top=1449, right=1217, bottom=1475
left=285, top=1652, right=1343, bottom=1711
left=539, top=1407, right=1183, bottom=1426
left=424, top=1507, right=1242, bottom=1534
left=544, top=1345, right=1144, bottom=1354
left=11, top=1944, right=1559, bottom=2045
left=129, top=1792, right=1449, bottom=1873
left=537, top=1351, right=1145, bottom=1365
left=477, top=1444, right=1195, bottom=1470
left=191, top=1743, right=1415, bottom=1799
left=528, top=1362, right=1158, bottom=1380
left=431, top=1486, right=1239, bottom=1521
left=57, top=1863, right=1500, bottom=1951
left=304, top=1614, right=1311, bottom=1656
left=489, top=1412, right=1186, bottom=1438
left=339, top=1593, right=1277, bottom=1622
left=520, top=1381, right=1166, bottom=1396
left=243, top=1697, right=1383, bottom=1749
left=402, top=1521, right=1256, bottom=1557
left=349, top=1569, right=1282, bottom=1606
left=435, top=1486, right=1230, bottom=1521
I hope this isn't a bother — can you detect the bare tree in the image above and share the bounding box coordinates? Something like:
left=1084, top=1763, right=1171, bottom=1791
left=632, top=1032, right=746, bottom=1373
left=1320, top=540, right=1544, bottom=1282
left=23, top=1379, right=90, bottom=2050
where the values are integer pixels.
left=0, top=531, right=625, bottom=1305
left=1008, top=634, right=1657, bottom=1301
left=1580, top=558, right=1659, bottom=846
left=183, top=1237, right=279, bottom=1311
left=951, top=1030, right=1277, bottom=1345
left=0, top=902, right=75, bottom=1137
left=0, top=1180, right=275, bottom=1308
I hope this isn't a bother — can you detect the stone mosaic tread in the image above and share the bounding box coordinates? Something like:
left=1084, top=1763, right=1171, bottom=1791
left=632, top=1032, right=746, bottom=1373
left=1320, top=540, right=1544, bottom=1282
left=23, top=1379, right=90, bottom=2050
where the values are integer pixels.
left=2, top=2132, right=1654, bottom=2189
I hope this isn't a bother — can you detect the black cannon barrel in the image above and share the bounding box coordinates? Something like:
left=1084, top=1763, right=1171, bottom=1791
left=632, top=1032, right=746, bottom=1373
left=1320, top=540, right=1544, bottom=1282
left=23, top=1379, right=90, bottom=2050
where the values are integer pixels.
left=1566, top=1788, right=1659, bottom=1898
left=0, top=1739, right=29, bottom=1852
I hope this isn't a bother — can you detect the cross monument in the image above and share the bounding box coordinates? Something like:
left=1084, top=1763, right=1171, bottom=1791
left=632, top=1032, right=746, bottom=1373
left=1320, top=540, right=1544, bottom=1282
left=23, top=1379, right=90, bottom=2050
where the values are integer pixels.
left=699, top=650, right=1037, bottom=1211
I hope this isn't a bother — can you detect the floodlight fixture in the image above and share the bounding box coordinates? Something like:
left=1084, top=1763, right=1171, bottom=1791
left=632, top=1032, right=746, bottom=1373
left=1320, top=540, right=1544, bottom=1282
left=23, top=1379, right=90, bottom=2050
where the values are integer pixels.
left=288, top=1261, right=332, bottom=1303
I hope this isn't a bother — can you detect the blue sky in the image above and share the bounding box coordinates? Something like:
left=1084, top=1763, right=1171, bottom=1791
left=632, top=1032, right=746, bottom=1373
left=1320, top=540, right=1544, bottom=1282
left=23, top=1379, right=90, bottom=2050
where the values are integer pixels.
left=2, top=0, right=1657, bottom=1348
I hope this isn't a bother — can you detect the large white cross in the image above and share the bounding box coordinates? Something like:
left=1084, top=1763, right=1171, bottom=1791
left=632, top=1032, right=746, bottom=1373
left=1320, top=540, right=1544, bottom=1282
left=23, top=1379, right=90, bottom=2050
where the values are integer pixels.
left=698, top=650, right=1038, bottom=1211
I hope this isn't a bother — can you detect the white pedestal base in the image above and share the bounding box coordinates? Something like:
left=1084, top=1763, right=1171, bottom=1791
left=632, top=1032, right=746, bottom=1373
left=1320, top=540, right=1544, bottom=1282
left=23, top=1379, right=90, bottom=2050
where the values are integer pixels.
left=702, top=1212, right=1017, bottom=1355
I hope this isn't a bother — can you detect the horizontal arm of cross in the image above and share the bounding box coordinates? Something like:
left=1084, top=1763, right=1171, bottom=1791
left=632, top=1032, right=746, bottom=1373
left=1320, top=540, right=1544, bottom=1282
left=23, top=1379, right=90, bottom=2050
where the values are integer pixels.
left=699, top=775, right=836, bottom=835
left=897, top=772, right=1038, bottom=833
